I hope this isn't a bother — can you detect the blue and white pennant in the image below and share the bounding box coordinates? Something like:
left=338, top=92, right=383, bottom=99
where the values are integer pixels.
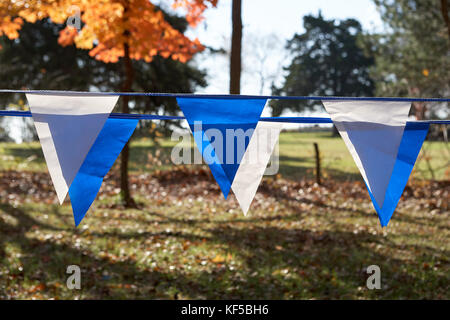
left=322, top=100, right=429, bottom=226
left=177, top=98, right=283, bottom=214
left=26, top=93, right=138, bottom=226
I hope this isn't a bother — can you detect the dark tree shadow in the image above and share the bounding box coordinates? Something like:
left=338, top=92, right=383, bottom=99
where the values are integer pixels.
left=0, top=195, right=448, bottom=299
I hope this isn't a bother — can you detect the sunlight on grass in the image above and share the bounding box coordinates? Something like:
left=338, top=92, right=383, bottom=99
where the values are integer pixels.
left=0, top=131, right=448, bottom=299
left=0, top=188, right=448, bottom=299
left=0, top=131, right=448, bottom=180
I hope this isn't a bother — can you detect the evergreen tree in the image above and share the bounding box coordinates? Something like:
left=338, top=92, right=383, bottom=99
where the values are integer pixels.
left=365, top=0, right=449, bottom=119
left=271, top=13, right=375, bottom=117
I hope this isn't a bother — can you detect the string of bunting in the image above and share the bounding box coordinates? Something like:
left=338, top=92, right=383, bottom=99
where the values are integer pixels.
left=0, top=110, right=449, bottom=124
left=0, top=90, right=448, bottom=227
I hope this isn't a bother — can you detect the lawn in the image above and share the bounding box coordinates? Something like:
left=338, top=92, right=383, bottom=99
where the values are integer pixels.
left=0, top=131, right=448, bottom=299
left=1, top=130, right=448, bottom=180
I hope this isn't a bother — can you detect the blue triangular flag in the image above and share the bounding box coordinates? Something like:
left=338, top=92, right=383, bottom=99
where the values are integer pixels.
left=69, top=118, right=138, bottom=226
left=176, top=98, right=267, bottom=198
left=367, top=122, right=429, bottom=226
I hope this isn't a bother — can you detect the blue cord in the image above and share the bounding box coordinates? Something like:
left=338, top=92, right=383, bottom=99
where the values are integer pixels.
left=0, top=110, right=448, bottom=124
left=0, top=89, right=449, bottom=102
left=0, top=90, right=448, bottom=123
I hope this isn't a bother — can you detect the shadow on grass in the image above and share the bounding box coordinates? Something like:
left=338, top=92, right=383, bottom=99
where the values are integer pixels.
left=2, top=145, right=45, bottom=165
left=0, top=202, right=447, bottom=299
left=0, top=202, right=179, bottom=299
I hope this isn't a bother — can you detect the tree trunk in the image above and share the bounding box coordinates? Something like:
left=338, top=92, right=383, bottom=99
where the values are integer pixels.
left=441, top=0, right=450, bottom=40
left=412, top=101, right=427, bottom=120
left=331, top=125, right=339, bottom=136
left=120, top=40, right=136, bottom=208
left=229, top=0, right=242, bottom=94
left=409, top=87, right=427, bottom=120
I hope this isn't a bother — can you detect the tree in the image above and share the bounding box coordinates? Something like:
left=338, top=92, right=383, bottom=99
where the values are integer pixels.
left=0, top=0, right=217, bottom=206
left=441, top=0, right=450, bottom=39
left=271, top=13, right=375, bottom=117
left=229, top=0, right=242, bottom=94
left=243, top=33, right=284, bottom=95
left=0, top=119, right=12, bottom=142
left=365, top=0, right=450, bottom=120
left=0, top=17, right=207, bottom=139
left=0, top=20, right=97, bottom=104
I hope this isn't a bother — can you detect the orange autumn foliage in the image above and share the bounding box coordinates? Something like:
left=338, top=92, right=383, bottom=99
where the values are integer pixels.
left=172, top=0, right=218, bottom=27
left=0, top=0, right=217, bottom=63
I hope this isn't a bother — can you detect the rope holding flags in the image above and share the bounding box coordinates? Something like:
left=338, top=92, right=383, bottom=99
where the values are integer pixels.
left=0, top=91, right=445, bottom=227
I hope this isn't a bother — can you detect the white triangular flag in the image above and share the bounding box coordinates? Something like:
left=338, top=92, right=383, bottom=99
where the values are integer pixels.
left=231, top=121, right=283, bottom=214
left=322, top=100, right=411, bottom=208
left=26, top=93, right=119, bottom=204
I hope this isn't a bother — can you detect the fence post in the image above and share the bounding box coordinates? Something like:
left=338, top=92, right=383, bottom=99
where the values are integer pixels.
left=313, top=142, right=321, bottom=185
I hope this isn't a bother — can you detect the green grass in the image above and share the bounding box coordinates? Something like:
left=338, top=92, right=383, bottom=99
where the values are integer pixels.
left=280, top=131, right=449, bottom=181
left=0, top=178, right=448, bottom=299
left=0, top=131, right=448, bottom=299
left=1, top=131, right=449, bottom=180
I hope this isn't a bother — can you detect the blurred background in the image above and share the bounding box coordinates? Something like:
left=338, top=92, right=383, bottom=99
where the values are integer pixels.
left=0, top=0, right=448, bottom=299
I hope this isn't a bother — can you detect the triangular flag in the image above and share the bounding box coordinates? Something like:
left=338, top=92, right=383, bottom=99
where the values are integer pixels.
left=366, top=122, right=429, bottom=226
left=26, top=93, right=118, bottom=204
left=231, top=121, right=283, bottom=214
left=323, top=100, right=428, bottom=226
left=176, top=98, right=267, bottom=198
left=69, top=118, right=138, bottom=226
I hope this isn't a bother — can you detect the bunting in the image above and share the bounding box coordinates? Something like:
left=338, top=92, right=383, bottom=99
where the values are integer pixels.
left=322, top=100, right=429, bottom=226
left=367, top=122, right=429, bottom=226
left=69, top=118, right=138, bottom=226
left=5, top=91, right=440, bottom=227
left=26, top=93, right=119, bottom=203
left=231, top=121, right=283, bottom=214
left=26, top=93, right=138, bottom=226
left=176, top=97, right=267, bottom=198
